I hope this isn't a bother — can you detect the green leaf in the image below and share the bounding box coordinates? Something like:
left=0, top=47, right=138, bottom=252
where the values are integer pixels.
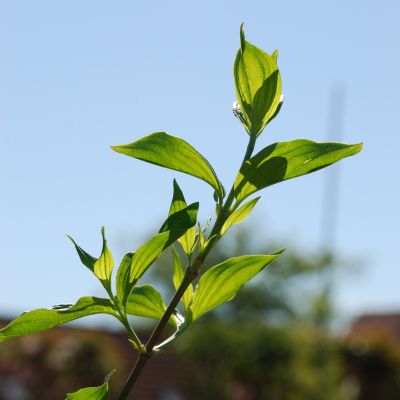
left=133, top=203, right=198, bottom=281
left=112, top=132, right=224, bottom=198
left=178, top=226, right=196, bottom=255
left=234, top=24, right=282, bottom=136
left=0, top=297, right=116, bottom=341
left=166, top=179, right=197, bottom=255
left=126, top=284, right=176, bottom=327
left=93, top=227, right=114, bottom=284
left=172, top=248, right=193, bottom=310
left=159, top=203, right=199, bottom=233
left=198, top=222, right=206, bottom=253
left=66, top=370, right=115, bottom=400
left=234, top=140, right=363, bottom=204
left=168, top=179, right=187, bottom=216
left=67, top=235, right=97, bottom=272
left=130, top=232, right=179, bottom=282
left=67, top=229, right=114, bottom=286
left=117, top=203, right=199, bottom=306
left=221, top=197, right=260, bottom=235
left=116, top=252, right=134, bottom=305
left=190, top=252, right=283, bottom=321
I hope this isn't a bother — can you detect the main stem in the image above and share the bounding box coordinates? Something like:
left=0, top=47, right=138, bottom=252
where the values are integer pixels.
left=116, top=134, right=257, bottom=400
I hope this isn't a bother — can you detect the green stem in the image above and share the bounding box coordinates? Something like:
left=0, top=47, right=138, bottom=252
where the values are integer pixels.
left=199, top=133, right=257, bottom=261
left=116, top=134, right=257, bottom=400
left=105, top=286, right=144, bottom=351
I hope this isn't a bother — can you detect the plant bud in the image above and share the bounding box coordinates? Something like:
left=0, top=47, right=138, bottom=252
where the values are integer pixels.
left=234, top=24, right=283, bottom=137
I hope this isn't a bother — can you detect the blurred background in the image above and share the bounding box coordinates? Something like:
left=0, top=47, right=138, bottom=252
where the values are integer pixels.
left=1, top=1, right=399, bottom=399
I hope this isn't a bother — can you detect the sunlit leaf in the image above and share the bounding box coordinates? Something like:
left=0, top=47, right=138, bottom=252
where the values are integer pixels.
left=190, top=252, right=283, bottom=321
left=93, top=227, right=114, bottom=284
left=0, top=297, right=116, bottom=341
left=234, top=24, right=282, bottom=136
left=178, top=226, right=196, bottom=255
left=168, top=179, right=187, bottom=215
left=65, top=370, right=115, bottom=400
left=126, top=284, right=177, bottom=327
left=234, top=140, right=363, bottom=204
left=112, top=132, right=224, bottom=198
left=172, top=248, right=193, bottom=310
left=116, top=252, right=134, bottom=305
left=198, top=222, right=206, bottom=253
left=221, top=197, right=260, bottom=235
left=117, top=203, right=199, bottom=306
left=166, top=180, right=197, bottom=255
left=67, top=228, right=114, bottom=287
left=159, top=203, right=199, bottom=233
left=133, top=203, right=199, bottom=282
left=67, top=235, right=97, bottom=272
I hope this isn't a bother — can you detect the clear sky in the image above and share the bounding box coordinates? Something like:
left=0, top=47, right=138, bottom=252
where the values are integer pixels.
left=1, top=1, right=398, bottom=324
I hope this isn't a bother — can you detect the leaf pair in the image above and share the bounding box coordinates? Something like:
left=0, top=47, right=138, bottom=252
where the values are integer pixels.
left=67, top=227, right=114, bottom=291
left=111, top=132, right=362, bottom=216
left=234, top=24, right=283, bottom=137
left=0, top=286, right=177, bottom=342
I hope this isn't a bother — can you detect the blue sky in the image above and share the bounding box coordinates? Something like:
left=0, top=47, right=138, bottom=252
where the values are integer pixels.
left=1, top=1, right=398, bottom=324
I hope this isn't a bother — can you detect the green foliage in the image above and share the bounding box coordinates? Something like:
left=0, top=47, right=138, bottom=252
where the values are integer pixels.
left=190, top=252, right=283, bottom=321
left=66, top=370, right=115, bottom=400
left=67, top=235, right=97, bottom=272
left=126, top=285, right=178, bottom=327
left=221, top=196, right=260, bottom=234
left=68, top=228, right=115, bottom=291
left=116, top=252, right=134, bottom=305
left=234, top=24, right=282, bottom=136
left=0, top=297, right=116, bottom=341
left=168, top=180, right=197, bottom=255
left=234, top=139, right=362, bottom=204
left=112, top=132, right=225, bottom=200
left=1, top=24, right=362, bottom=399
left=116, top=202, right=198, bottom=308
left=172, top=248, right=193, bottom=311
left=94, top=227, right=115, bottom=289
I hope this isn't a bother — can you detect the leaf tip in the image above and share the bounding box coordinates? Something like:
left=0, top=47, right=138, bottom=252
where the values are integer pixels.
left=104, top=369, right=117, bottom=383
left=274, top=248, right=286, bottom=256
left=191, top=201, right=200, bottom=211
left=111, top=145, right=124, bottom=154
left=239, top=23, right=246, bottom=52
left=272, top=49, right=279, bottom=63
